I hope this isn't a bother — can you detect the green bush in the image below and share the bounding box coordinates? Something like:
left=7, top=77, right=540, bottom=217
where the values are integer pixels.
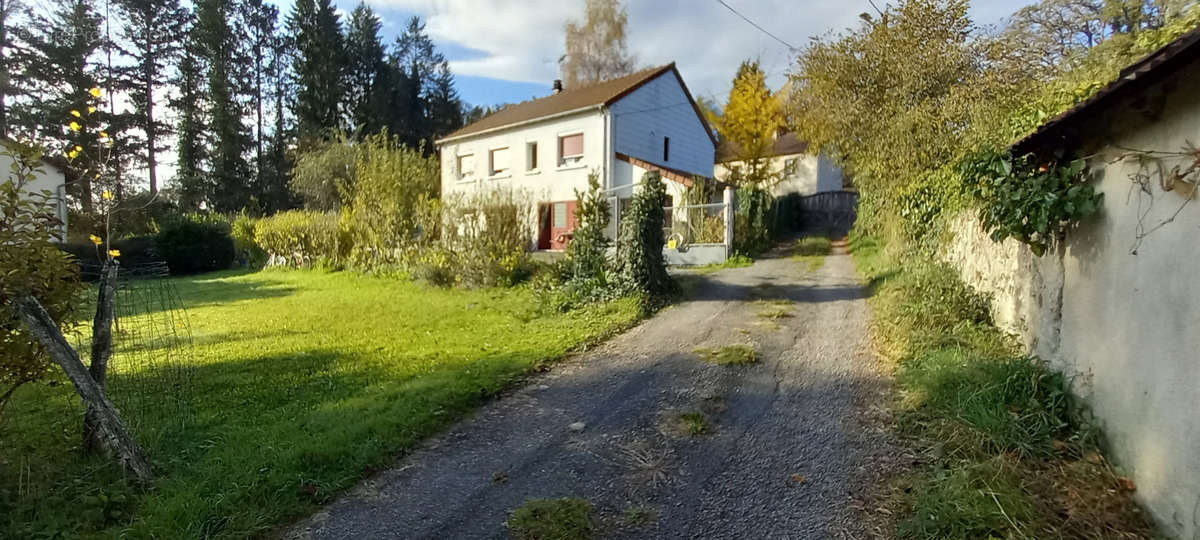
left=1, top=145, right=85, bottom=416
left=614, top=171, right=675, bottom=302
left=341, top=132, right=440, bottom=270
left=291, top=132, right=360, bottom=211
left=253, top=210, right=344, bottom=269
left=231, top=213, right=266, bottom=267
left=155, top=217, right=236, bottom=275
left=59, top=235, right=159, bottom=279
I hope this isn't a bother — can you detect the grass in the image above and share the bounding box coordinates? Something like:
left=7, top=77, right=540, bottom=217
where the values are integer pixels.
left=691, top=253, right=754, bottom=275
left=676, top=412, right=710, bottom=435
left=793, top=235, right=833, bottom=272
left=694, top=345, right=758, bottom=366
left=622, top=505, right=656, bottom=528
left=1, top=270, right=642, bottom=538
left=850, top=231, right=1157, bottom=538
left=507, top=497, right=595, bottom=540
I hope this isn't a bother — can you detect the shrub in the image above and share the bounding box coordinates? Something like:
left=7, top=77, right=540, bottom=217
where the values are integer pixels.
left=614, top=171, right=675, bottom=301
left=437, top=188, right=533, bottom=288
left=155, top=217, right=236, bottom=275
left=254, top=210, right=344, bottom=268
left=341, top=132, right=440, bottom=270
left=566, top=173, right=611, bottom=283
left=59, top=235, right=159, bottom=279
left=1, top=145, right=85, bottom=415
left=291, top=132, right=360, bottom=211
left=231, top=212, right=266, bottom=267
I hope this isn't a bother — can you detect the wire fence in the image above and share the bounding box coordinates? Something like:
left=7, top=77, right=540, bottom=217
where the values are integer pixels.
left=73, top=262, right=197, bottom=447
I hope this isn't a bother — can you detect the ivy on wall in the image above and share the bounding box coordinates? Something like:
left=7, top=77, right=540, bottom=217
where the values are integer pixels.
left=961, top=152, right=1103, bottom=256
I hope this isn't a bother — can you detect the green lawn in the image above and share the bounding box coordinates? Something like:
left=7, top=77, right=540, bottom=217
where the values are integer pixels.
left=1, top=270, right=641, bottom=538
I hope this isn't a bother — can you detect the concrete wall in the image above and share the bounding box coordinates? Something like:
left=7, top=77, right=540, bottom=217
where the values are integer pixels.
left=609, top=71, right=714, bottom=179
left=943, top=61, right=1200, bottom=539
left=715, top=152, right=843, bottom=197
left=2, top=150, right=68, bottom=240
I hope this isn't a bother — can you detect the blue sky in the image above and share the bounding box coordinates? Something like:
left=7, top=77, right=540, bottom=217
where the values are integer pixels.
left=303, top=0, right=1041, bottom=106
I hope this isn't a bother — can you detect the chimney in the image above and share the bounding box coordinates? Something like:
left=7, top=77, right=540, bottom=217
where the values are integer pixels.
left=552, top=80, right=563, bottom=94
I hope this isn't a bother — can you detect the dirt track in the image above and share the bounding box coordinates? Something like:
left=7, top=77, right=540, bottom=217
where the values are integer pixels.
left=286, top=246, right=897, bottom=539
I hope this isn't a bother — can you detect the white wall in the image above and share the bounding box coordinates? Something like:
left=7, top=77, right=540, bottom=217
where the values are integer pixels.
left=715, top=152, right=843, bottom=197
left=439, top=110, right=607, bottom=205
left=944, top=62, right=1200, bottom=539
left=2, top=150, right=68, bottom=240
left=609, top=71, right=714, bottom=179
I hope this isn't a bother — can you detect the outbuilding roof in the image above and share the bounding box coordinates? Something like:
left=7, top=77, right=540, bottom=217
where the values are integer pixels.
left=715, top=132, right=810, bottom=163
left=437, top=63, right=717, bottom=146
left=1012, top=26, right=1200, bottom=155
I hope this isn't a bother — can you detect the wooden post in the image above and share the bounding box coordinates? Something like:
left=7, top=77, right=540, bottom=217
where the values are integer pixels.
left=16, top=296, right=153, bottom=484
left=84, top=263, right=118, bottom=453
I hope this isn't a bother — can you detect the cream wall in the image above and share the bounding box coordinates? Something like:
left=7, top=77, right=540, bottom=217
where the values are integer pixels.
left=2, top=150, right=68, bottom=240
left=943, top=61, right=1200, bottom=539
left=439, top=110, right=607, bottom=205
left=715, top=152, right=843, bottom=197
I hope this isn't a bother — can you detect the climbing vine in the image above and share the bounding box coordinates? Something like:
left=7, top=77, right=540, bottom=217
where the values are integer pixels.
left=1112, top=144, right=1200, bottom=254
left=960, top=151, right=1104, bottom=256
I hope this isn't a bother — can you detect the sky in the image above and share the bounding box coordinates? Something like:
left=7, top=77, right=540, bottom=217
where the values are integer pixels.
left=316, top=0, right=1042, bottom=107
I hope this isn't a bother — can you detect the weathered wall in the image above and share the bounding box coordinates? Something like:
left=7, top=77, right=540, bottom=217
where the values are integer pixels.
left=609, top=70, right=715, bottom=179
left=943, top=61, right=1200, bottom=539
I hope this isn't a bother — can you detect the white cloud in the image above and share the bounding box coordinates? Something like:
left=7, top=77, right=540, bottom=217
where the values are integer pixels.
left=365, top=0, right=1035, bottom=101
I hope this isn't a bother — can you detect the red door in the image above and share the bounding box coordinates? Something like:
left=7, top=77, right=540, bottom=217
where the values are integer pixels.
left=547, top=200, right=577, bottom=250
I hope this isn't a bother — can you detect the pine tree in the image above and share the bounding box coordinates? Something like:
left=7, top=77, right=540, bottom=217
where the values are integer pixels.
left=427, top=63, right=462, bottom=140
left=287, top=0, right=344, bottom=141
left=343, top=3, right=388, bottom=136
left=240, top=0, right=280, bottom=203
left=392, top=16, right=454, bottom=148
left=172, top=42, right=207, bottom=211
left=26, top=0, right=104, bottom=213
left=195, top=0, right=250, bottom=212
left=0, top=0, right=32, bottom=138
left=115, top=0, right=188, bottom=195
left=258, top=27, right=295, bottom=212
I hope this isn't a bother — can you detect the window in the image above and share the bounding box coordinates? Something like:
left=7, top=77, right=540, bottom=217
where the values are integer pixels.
left=558, top=133, right=583, bottom=166
left=526, top=141, right=538, bottom=171
left=488, top=146, right=510, bottom=176
left=663, top=137, right=670, bottom=162
left=456, top=154, right=475, bottom=180
left=553, top=202, right=568, bottom=228
left=784, top=158, right=799, bottom=177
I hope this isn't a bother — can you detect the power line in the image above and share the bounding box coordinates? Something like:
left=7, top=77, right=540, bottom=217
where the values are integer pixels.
left=713, top=0, right=797, bottom=51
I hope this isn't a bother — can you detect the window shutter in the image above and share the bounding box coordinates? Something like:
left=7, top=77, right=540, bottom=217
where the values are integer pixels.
left=560, top=133, right=583, bottom=157
left=490, top=147, right=510, bottom=173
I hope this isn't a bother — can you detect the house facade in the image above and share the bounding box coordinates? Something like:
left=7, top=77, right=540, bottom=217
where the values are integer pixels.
left=2, top=140, right=69, bottom=241
left=436, top=63, right=716, bottom=251
left=942, top=28, right=1200, bottom=539
left=713, top=133, right=843, bottom=197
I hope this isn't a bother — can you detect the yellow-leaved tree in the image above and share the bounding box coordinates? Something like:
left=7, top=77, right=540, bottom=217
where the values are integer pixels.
left=717, top=60, right=783, bottom=253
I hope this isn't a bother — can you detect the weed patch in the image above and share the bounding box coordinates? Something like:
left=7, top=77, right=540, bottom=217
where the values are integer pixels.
left=622, top=505, right=656, bottom=528
left=693, top=254, right=754, bottom=275
left=507, top=497, right=595, bottom=540
left=695, top=345, right=758, bottom=366
left=793, top=236, right=833, bottom=272
left=852, top=231, right=1156, bottom=538
left=677, top=412, right=710, bottom=435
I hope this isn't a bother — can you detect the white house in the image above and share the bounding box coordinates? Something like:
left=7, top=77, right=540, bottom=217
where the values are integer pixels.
left=2, top=139, right=70, bottom=241
left=714, top=133, right=843, bottom=197
left=436, top=63, right=717, bottom=251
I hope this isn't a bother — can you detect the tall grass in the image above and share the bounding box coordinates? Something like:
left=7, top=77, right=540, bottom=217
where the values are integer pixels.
left=851, top=231, right=1155, bottom=538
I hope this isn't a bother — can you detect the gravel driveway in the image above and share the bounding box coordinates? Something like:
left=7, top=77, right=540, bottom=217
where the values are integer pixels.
left=286, top=246, right=897, bottom=539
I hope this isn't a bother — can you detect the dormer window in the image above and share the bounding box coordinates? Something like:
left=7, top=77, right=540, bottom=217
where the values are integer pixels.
left=558, top=133, right=583, bottom=166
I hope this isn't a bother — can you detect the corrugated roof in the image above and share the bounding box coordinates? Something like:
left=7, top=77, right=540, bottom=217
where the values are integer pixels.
left=1012, top=26, right=1200, bottom=155
left=439, top=63, right=689, bottom=143
left=715, top=132, right=810, bottom=163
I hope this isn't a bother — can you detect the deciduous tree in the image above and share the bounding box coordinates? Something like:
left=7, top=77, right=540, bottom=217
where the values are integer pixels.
left=560, top=0, right=634, bottom=89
